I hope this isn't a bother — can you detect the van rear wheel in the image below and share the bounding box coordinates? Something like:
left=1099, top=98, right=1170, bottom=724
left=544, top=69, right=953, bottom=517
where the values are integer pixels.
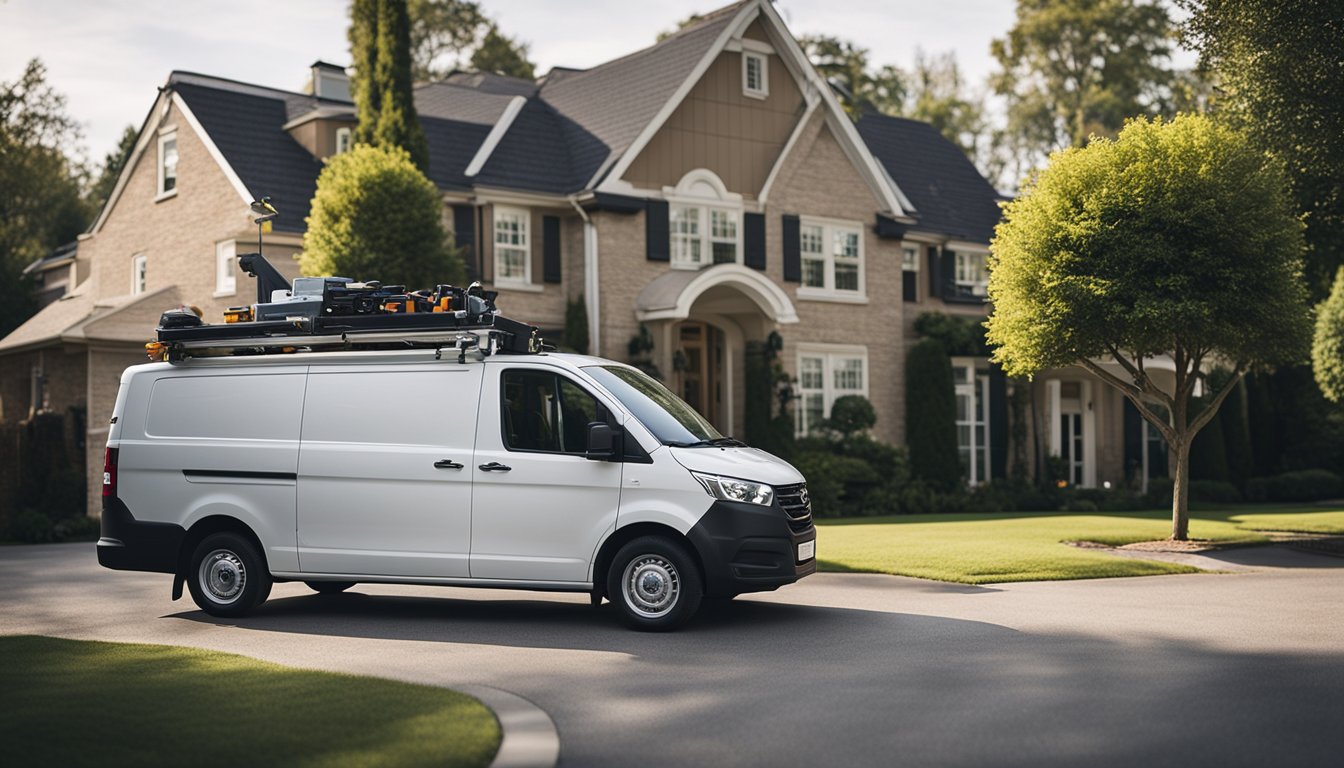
left=607, top=536, right=702, bottom=631
left=187, top=532, right=271, bottom=618
left=305, top=581, right=355, bottom=595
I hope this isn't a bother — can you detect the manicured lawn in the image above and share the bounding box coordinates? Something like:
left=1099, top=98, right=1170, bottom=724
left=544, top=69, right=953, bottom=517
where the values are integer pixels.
left=815, top=507, right=1344, bottom=584
left=0, top=635, right=500, bottom=768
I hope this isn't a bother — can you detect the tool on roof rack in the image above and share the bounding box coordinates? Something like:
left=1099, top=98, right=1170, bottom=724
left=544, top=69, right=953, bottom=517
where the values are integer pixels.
left=146, top=200, right=542, bottom=363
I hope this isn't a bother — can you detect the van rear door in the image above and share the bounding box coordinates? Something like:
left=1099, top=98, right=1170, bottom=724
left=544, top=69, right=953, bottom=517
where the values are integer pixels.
left=297, top=363, right=482, bottom=577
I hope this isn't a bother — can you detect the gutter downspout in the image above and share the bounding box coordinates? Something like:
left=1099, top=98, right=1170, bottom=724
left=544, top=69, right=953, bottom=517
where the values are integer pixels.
left=568, top=196, right=600, bottom=356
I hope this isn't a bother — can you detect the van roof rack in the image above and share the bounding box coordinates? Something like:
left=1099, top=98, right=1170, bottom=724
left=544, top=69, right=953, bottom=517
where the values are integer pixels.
left=149, top=253, right=544, bottom=363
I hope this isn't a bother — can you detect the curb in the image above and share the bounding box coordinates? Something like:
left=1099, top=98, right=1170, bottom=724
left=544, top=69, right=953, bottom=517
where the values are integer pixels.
left=459, top=685, right=560, bottom=768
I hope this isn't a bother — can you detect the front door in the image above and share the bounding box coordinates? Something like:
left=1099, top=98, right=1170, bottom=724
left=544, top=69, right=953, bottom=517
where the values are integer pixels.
left=469, top=365, right=623, bottom=583
left=297, top=365, right=481, bottom=577
left=676, top=321, right=724, bottom=429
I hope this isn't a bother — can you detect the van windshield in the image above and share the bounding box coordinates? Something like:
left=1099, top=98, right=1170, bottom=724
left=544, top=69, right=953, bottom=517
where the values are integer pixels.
left=583, top=365, right=727, bottom=446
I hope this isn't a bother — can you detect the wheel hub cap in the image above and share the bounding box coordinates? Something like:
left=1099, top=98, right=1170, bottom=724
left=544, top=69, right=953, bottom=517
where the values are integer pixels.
left=199, top=549, right=246, bottom=604
left=623, top=556, right=679, bottom=618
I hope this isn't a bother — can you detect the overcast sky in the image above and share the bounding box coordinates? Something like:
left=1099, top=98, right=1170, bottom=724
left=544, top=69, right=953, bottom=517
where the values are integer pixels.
left=0, top=0, right=1023, bottom=162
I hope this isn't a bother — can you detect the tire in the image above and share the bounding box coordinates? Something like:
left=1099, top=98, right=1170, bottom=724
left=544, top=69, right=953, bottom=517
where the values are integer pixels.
left=305, top=581, right=355, bottom=595
left=607, top=536, right=703, bottom=631
left=187, top=531, right=272, bottom=618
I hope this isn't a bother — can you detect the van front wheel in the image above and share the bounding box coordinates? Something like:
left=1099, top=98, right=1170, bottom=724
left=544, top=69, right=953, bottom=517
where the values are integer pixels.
left=608, top=536, right=702, bottom=631
left=187, top=532, right=271, bottom=618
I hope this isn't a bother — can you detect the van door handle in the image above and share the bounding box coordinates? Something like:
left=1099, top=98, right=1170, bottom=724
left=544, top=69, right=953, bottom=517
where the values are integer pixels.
left=478, top=462, right=512, bottom=472
left=434, top=459, right=464, bottom=470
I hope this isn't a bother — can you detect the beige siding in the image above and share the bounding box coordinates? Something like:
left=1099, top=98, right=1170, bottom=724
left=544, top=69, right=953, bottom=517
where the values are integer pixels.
left=623, top=38, right=804, bottom=197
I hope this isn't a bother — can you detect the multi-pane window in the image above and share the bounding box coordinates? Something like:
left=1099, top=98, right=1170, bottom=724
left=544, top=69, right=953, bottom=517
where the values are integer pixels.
left=953, top=360, right=990, bottom=484
left=954, top=250, right=989, bottom=296
left=672, top=205, right=740, bottom=268
left=493, top=206, right=530, bottom=285
left=335, top=127, right=352, bottom=154
left=798, top=219, right=864, bottom=295
left=157, top=133, right=178, bottom=197
left=902, top=246, right=920, bottom=302
left=743, top=52, right=768, bottom=98
left=131, top=253, right=147, bottom=295
left=796, top=349, right=868, bottom=435
left=215, top=240, right=236, bottom=296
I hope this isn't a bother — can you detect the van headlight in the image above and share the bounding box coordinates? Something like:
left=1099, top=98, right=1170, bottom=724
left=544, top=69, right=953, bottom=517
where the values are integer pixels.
left=692, top=472, right=774, bottom=506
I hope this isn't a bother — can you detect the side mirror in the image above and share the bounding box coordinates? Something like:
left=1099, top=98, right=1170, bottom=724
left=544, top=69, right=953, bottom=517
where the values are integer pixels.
left=585, top=422, right=616, bottom=461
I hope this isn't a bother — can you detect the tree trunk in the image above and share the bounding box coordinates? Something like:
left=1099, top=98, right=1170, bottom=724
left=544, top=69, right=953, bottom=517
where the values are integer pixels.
left=1170, top=438, right=1192, bottom=540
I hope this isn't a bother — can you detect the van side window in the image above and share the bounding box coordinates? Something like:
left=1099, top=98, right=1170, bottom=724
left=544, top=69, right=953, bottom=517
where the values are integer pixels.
left=502, top=369, right=609, bottom=454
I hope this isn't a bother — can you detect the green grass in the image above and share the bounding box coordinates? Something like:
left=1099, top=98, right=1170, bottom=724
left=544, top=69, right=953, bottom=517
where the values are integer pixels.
left=0, top=635, right=500, bottom=768
left=816, top=506, right=1344, bottom=584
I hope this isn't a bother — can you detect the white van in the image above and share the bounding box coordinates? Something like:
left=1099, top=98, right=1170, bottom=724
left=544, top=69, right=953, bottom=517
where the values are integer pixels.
left=97, top=347, right=816, bottom=630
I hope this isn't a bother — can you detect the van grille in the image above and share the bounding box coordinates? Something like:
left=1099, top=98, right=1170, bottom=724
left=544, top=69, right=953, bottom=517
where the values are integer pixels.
left=776, top=483, right=813, bottom=533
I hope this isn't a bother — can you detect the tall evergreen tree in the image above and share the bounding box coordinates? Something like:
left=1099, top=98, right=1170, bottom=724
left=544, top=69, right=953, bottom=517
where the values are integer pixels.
left=350, top=0, right=430, bottom=171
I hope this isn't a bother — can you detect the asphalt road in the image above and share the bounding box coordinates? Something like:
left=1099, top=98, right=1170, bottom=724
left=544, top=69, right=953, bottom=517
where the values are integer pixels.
left=3, top=542, right=1342, bottom=767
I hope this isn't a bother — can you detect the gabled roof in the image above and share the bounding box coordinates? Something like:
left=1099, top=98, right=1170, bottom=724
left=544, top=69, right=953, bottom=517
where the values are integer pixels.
left=855, top=111, right=1005, bottom=244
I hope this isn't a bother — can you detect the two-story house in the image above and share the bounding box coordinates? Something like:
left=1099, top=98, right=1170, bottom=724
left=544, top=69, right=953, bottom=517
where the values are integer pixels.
left=0, top=0, right=1152, bottom=514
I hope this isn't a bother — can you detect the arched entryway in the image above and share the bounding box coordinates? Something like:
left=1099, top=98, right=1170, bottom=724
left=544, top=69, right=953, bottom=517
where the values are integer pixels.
left=636, top=264, right=798, bottom=436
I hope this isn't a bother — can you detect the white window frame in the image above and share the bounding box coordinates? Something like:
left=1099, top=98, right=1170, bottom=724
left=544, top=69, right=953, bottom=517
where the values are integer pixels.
left=493, top=205, right=531, bottom=287
left=796, top=217, right=866, bottom=302
left=742, top=51, right=769, bottom=99
left=663, top=169, right=743, bottom=270
left=902, top=246, right=920, bottom=273
left=156, top=129, right=178, bottom=200
left=215, top=240, right=237, bottom=297
left=953, top=249, right=989, bottom=297
left=130, top=253, right=147, bottom=295
left=335, top=126, right=352, bottom=154
left=952, top=358, right=991, bottom=485
left=794, top=344, right=869, bottom=436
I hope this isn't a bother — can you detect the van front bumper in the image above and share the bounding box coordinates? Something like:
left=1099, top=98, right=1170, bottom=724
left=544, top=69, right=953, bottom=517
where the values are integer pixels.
left=686, top=499, right=816, bottom=598
left=97, top=498, right=184, bottom=574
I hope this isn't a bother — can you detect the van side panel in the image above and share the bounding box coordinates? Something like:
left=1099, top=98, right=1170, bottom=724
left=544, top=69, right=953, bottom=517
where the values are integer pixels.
left=118, top=368, right=307, bottom=572
left=296, top=364, right=482, bottom=577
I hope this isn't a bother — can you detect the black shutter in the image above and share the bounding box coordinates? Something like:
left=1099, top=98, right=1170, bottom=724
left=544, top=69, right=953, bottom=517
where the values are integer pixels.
left=1123, top=398, right=1143, bottom=483
left=542, top=215, right=561, bottom=283
left=452, top=205, right=477, bottom=281
left=940, top=247, right=957, bottom=299
left=646, top=200, right=670, bottom=262
left=903, top=271, right=918, bottom=303
left=989, top=365, right=1008, bottom=480
left=927, top=245, right=941, bottom=299
left=782, top=214, right=801, bottom=282
left=744, top=212, right=766, bottom=270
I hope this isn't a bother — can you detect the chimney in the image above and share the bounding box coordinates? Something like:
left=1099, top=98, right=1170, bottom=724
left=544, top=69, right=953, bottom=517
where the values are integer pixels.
left=309, top=61, right=351, bottom=102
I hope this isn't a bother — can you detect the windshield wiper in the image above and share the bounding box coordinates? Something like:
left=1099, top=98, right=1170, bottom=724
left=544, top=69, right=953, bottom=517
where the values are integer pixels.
left=667, top=437, right=746, bottom=448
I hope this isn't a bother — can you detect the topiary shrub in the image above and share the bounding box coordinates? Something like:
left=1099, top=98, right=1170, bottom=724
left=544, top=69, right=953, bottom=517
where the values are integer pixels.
left=301, top=144, right=463, bottom=289
left=905, top=339, right=961, bottom=491
left=828, top=395, right=876, bottom=438
left=564, top=296, right=589, bottom=354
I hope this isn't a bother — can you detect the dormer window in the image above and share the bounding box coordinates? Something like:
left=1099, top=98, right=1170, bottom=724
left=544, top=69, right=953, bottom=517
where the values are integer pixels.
left=157, top=131, right=178, bottom=198
left=665, top=169, right=743, bottom=270
left=743, top=52, right=768, bottom=98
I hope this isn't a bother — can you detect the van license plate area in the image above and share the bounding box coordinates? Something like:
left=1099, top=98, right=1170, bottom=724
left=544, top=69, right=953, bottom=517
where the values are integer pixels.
left=798, top=540, right=815, bottom=562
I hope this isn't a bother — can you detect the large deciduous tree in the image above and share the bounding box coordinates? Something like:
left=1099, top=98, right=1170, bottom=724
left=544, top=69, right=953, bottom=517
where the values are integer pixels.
left=350, top=0, right=430, bottom=171
left=991, top=0, right=1178, bottom=179
left=300, top=145, right=463, bottom=289
left=1179, top=0, right=1344, bottom=298
left=800, top=36, right=905, bottom=118
left=407, top=0, right=535, bottom=82
left=987, top=115, right=1311, bottom=540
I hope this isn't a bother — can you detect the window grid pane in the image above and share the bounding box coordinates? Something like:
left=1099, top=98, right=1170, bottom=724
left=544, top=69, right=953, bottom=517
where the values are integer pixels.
left=802, top=258, right=826, bottom=288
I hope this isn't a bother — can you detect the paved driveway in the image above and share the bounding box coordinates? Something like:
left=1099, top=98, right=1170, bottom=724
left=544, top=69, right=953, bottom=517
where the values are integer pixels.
left=2, top=543, right=1342, bottom=767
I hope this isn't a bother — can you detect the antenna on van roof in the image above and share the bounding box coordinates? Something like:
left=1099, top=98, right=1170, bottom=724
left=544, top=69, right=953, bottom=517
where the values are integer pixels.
left=249, top=197, right=277, bottom=261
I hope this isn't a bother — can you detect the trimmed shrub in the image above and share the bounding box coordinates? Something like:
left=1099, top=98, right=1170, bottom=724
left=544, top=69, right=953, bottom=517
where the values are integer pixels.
left=563, top=296, right=589, bottom=354
left=905, top=339, right=961, bottom=491
left=1190, top=480, right=1242, bottom=504
left=1245, top=469, right=1343, bottom=502
left=828, top=395, right=876, bottom=438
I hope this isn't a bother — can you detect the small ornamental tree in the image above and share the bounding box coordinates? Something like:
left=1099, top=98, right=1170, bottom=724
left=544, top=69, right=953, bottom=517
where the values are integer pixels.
left=1313, top=268, right=1344, bottom=402
left=906, top=339, right=962, bottom=491
left=301, top=144, right=463, bottom=288
left=987, top=115, right=1312, bottom=540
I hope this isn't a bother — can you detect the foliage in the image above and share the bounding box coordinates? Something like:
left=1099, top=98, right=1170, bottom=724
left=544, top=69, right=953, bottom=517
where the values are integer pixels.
left=1244, top=365, right=1344, bottom=475
left=791, top=434, right=914, bottom=517
left=1218, top=376, right=1254, bottom=488
left=1188, top=398, right=1229, bottom=482
left=988, top=114, right=1313, bottom=539
left=1180, top=0, right=1344, bottom=296
left=300, top=145, right=462, bottom=289
left=904, top=51, right=991, bottom=162
left=86, top=124, right=137, bottom=217
left=563, top=295, right=589, bottom=354
left=800, top=36, right=905, bottom=118
left=0, top=59, right=91, bottom=335
left=407, top=0, right=535, bottom=82
left=990, top=0, right=1182, bottom=183
left=1313, top=268, right=1344, bottom=401
left=827, top=395, right=876, bottom=438
left=1245, top=470, right=1343, bottom=503
left=905, top=339, right=962, bottom=491
left=626, top=324, right=660, bottom=380
left=913, top=312, right=988, bottom=356
left=744, top=334, right=795, bottom=456
left=656, top=13, right=707, bottom=42
left=350, top=0, right=431, bottom=171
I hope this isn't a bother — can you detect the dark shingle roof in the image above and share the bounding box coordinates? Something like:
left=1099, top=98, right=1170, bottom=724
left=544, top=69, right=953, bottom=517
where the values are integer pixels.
left=171, top=76, right=325, bottom=233
left=855, top=111, right=1004, bottom=244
